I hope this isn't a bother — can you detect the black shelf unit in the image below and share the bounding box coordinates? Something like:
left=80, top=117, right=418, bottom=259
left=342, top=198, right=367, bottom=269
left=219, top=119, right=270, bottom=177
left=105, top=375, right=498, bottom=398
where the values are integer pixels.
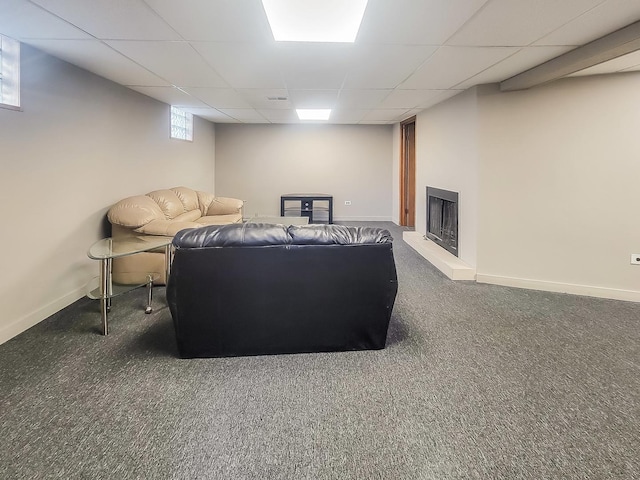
left=281, top=193, right=333, bottom=224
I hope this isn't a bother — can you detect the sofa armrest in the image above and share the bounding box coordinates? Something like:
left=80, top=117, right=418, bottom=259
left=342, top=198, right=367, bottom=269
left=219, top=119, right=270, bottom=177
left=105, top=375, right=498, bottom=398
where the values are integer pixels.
left=133, top=220, right=203, bottom=236
left=206, top=197, right=244, bottom=216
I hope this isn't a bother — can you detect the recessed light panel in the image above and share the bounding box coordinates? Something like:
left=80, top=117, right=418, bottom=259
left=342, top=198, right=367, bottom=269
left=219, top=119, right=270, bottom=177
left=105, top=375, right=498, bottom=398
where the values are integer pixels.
left=296, top=109, right=331, bottom=120
left=262, top=0, right=368, bottom=43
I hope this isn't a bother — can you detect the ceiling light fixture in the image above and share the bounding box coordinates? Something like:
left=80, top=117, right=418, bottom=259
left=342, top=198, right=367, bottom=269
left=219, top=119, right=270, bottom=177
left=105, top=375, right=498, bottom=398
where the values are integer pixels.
left=296, top=109, right=331, bottom=121
left=262, top=0, right=368, bottom=43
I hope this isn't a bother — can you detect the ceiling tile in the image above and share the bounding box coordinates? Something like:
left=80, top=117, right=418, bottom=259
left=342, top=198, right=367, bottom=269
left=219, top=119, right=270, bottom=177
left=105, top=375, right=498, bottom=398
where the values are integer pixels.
left=288, top=90, right=340, bottom=109
left=447, top=0, right=604, bottom=47
left=105, top=40, right=228, bottom=87
left=5, top=0, right=638, bottom=126
left=144, top=0, right=273, bottom=42
left=31, top=0, right=180, bottom=40
left=343, top=45, right=438, bottom=89
left=237, top=89, right=292, bottom=110
left=362, top=109, right=411, bottom=122
left=192, top=42, right=285, bottom=89
left=378, top=89, right=450, bottom=109
left=400, top=46, right=517, bottom=89
left=419, top=90, right=464, bottom=110
left=183, top=88, right=253, bottom=108
left=535, top=0, right=640, bottom=46
left=0, top=0, right=91, bottom=40
left=257, top=109, right=300, bottom=123
left=357, top=0, right=489, bottom=44
left=128, top=86, right=209, bottom=107
left=403, top=108, right=426, bottom=118
left=454, top=46, right=574, bottom=89
left=276, top=43, right=354, bottom=89
left=337, top=90, right=392, bottom=109
left=217, top=109, right=269, bottom=123
left=25, top=39, right=170, bottom=86
left=329, top=109, right=368, bottom=124
left=181, top=107, right=238, bottom=123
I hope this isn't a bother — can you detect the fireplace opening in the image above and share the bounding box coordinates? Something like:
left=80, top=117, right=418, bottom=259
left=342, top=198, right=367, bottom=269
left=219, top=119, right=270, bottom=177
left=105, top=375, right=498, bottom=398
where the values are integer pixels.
left=425, top=186, right=458, bottom=256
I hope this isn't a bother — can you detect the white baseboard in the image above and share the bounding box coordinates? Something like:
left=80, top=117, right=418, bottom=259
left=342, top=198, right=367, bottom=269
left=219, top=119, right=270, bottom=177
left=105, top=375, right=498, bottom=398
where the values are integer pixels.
left=476, top=274, right=640, bottom=303
left=403, top=231, right=476, bottom=281
left=0, top=287, right=86, bottom=346
left=402, top=231, right=640, bottom=302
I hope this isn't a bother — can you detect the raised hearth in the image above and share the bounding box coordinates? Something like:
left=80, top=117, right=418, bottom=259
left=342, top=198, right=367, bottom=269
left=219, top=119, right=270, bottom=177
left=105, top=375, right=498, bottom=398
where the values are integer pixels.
left=403, top=231, right=475, bottom=281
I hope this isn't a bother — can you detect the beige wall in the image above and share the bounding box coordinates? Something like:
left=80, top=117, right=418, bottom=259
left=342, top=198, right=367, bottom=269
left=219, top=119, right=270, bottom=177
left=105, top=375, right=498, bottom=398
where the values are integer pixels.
left=410, top=73, right=640, bottom=301
left=214, top=123, right=393, bottom=221
left=476, top=74, right=640, bottom=299
left=415, top=89, right=480, bottom=267
left=0, top=45, right=216, bottom=344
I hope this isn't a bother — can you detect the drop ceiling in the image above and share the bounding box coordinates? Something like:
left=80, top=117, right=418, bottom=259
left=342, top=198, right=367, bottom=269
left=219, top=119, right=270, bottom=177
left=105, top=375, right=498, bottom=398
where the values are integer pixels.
left=1, top=0, right=640, bottom=124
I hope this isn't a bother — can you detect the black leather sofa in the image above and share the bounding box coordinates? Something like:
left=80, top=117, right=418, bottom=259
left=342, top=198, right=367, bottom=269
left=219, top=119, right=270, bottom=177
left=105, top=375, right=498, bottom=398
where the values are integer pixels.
left=166, top=223, right=398, bottom=358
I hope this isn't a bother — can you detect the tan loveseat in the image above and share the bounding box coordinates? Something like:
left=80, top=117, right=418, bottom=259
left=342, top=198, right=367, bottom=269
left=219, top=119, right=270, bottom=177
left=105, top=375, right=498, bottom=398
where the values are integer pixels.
left=107, top=186, right=243, bottom=285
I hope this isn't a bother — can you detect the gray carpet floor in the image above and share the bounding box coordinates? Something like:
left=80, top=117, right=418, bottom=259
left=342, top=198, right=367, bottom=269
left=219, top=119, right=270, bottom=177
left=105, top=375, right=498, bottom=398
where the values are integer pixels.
left=1, top=222, right=639, bottom=480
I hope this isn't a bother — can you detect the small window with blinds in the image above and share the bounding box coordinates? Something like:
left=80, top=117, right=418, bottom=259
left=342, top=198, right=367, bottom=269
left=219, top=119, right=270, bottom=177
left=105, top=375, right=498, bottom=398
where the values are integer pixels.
left=0, top=34, right=20, bottom=109
left=170, top=106, right=193, bottom=141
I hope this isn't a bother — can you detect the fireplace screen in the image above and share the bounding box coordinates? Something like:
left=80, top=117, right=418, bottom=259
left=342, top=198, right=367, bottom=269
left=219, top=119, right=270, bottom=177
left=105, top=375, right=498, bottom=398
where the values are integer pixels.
left=426, top=187, right=458, bottom=256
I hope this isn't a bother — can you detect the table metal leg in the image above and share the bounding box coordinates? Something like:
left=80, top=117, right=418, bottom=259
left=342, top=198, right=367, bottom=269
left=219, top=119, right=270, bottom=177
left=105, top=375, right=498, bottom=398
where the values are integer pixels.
left=100, top=258, right=109, bottom=335
left=145, top=274, right=153, bottom=314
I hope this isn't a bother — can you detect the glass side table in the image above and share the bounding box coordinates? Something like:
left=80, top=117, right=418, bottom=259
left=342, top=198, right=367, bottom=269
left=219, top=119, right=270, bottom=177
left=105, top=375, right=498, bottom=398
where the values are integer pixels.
left=87, top=236, right=173, bottom=335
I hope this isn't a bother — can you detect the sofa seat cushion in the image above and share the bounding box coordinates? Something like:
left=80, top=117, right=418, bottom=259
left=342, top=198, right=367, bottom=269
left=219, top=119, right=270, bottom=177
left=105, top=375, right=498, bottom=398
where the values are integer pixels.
left=134, top=219, right=205, bottom=236
left=198, top=213, right=242, bottom=226
left=173, top=210, right=202, bottom=223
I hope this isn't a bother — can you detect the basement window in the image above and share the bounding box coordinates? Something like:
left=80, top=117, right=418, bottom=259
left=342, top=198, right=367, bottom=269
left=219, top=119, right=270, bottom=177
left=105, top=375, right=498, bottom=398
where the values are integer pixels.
left=0, top=34, right=20, bottom=110
left=170, top=106, right=193, bottom=141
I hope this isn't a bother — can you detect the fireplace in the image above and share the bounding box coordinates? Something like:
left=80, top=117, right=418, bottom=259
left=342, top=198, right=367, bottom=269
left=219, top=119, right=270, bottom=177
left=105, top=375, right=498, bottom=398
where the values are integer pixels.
left=425, top=186, right=458, bottom=256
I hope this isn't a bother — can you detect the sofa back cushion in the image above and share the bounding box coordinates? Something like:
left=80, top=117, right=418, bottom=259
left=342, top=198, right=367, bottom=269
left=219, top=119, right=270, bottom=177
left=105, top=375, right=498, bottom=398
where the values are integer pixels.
left=107, top=195, right=164, bottom=228
left=171, top=186, right=200, bottom=212
left=172, top=223, right=393, bottom=249
left=174, top=223, right=289, bottom=248
left=147, top=189, right=187, bottom=220
left=287, top=224, right=393, bottom=245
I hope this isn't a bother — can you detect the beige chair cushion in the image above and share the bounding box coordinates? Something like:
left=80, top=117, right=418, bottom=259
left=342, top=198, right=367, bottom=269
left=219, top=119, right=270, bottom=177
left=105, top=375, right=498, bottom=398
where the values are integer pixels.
left=107, top=195, right=164, bottom=228
left=199, top=214, right=243, bottom=225
left=173, top=210, right=202, bottom=223
left=134, top=219, right=204, bottom=236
